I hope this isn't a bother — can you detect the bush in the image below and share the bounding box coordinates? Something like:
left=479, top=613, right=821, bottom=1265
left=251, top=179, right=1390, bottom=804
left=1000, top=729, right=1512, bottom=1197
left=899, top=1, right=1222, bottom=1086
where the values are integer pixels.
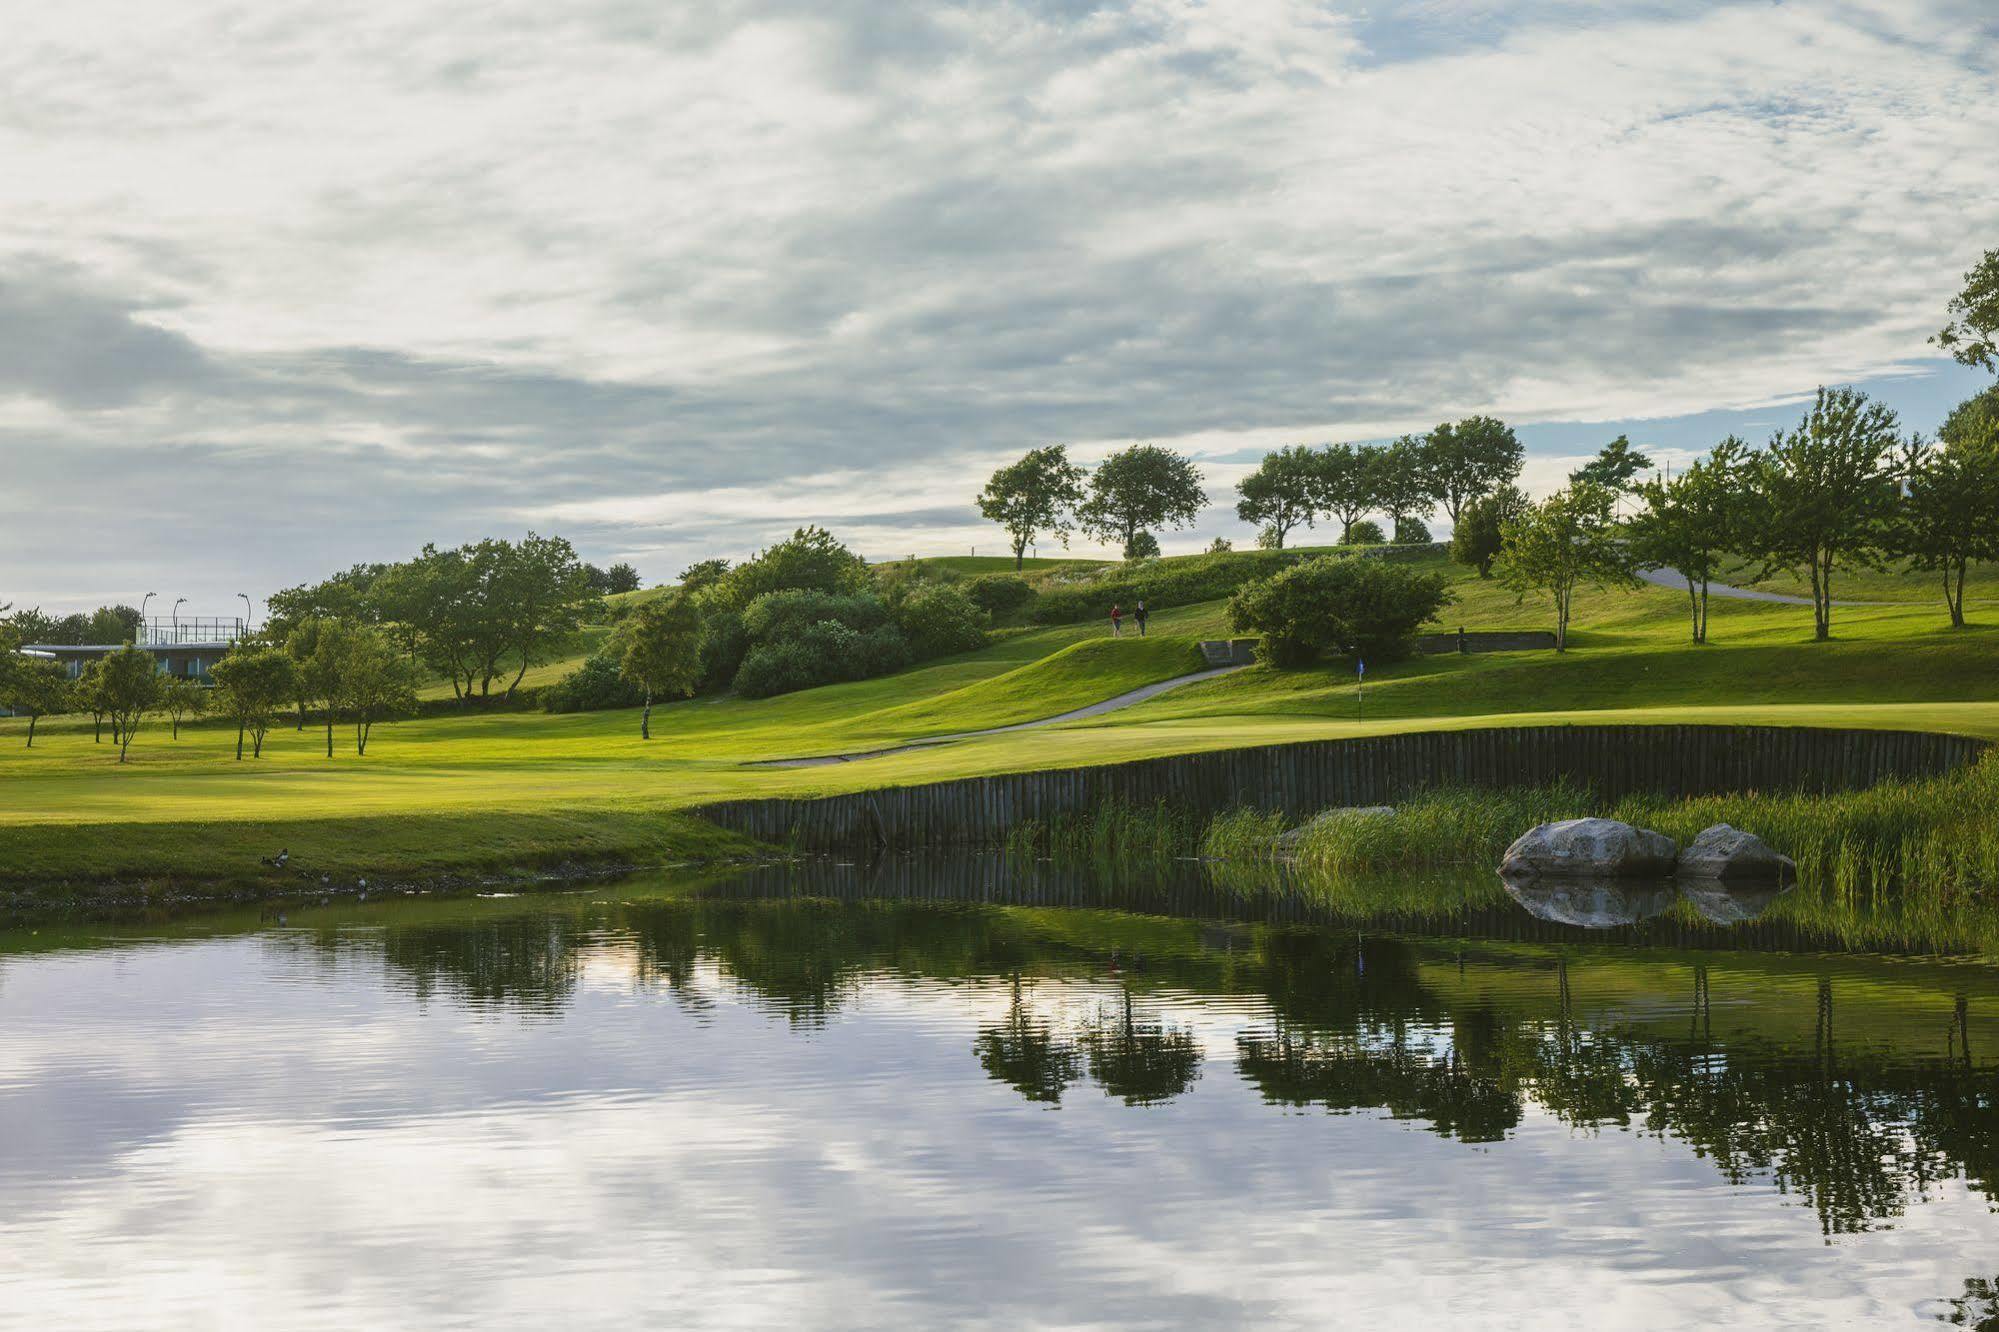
left=1029, top=549, right=1310, bottom=624
left=543, top=650, right=644, bottom=713
left=1451, top=487, right=1527, bottom=577
left=894, top=583, right=990, bottom=659
left=1346, top=520, right=1387, bottom=546
left=965, top=573, right=1036, bottom=618
left=1209, top=537, right=1234, bottom=553
left=714, top=526, right=871, bottom=610
left=1123, top=531, right=1161, bottom=560
left=1227, top=555, right=1452, bottom=667
left=733, top=620, right=910, bottom=698
left=1394, top=516, right=1431, bottom=544
left=741, top=589, right=892, bottom=642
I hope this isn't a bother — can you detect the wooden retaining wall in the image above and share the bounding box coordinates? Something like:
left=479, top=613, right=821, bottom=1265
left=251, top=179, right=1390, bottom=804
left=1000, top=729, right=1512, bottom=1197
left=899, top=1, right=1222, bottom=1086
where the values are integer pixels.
left=692, top=725, right=1990, bottom=850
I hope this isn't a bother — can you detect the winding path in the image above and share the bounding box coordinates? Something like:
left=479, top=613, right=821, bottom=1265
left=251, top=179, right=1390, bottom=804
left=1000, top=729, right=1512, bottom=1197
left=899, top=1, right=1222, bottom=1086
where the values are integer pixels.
left=1634, top=566, right=1889, bottom=606
left=748, top=664, right=1248, bottom=769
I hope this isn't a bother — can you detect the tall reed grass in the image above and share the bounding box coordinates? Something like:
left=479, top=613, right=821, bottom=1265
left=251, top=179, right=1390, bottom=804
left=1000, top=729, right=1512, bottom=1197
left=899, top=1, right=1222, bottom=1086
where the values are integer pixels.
left=1000, top=799, right=1203, bottom=864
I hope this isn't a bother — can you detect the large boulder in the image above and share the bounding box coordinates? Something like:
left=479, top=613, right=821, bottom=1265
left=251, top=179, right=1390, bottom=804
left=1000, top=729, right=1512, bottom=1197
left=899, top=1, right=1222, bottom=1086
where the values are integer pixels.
left=1677, top=824, right=1795, bottom=883
left=1499, top=818, right=1678, bottom=879
left=1501, top=875, right=1680, bottom=929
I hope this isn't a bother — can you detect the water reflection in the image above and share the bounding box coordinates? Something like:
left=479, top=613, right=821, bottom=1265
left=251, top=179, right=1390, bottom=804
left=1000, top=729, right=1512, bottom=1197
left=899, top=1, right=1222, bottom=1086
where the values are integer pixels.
left=3, top=854, right=1998, bottom=1327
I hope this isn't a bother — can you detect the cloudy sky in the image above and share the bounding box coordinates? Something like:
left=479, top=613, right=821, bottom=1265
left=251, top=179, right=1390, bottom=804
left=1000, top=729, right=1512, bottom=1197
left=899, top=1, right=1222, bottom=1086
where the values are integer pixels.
left=3, top=0, right=1995, bottom=613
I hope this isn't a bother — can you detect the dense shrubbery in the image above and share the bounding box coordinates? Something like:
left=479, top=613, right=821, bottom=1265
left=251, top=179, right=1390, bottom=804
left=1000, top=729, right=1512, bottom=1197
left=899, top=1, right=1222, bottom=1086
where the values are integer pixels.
left=734, top=620, right=910, bottom=698
left=1028, top=549, right=1312, bottom=624
left=965, top=573, right=1036, bottom=618
left=893, top=583, right=989, bottom=659
left=543, top=650, right=644, bottom=713
left=1227, top=555, right=1452, bottom=667
left=1347, top=520, right=1387, bottom=546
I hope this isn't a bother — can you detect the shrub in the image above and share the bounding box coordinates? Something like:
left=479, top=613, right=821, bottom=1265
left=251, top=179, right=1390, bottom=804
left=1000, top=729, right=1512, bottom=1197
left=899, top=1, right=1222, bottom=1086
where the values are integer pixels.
left=1227, top=555, right=1452, bottom=667
left=965, top=573, right=1036, bottom=618
left=1346, top=520, right=1387, bottom=546
left=1451, top=486, right=1527, bottom=577
left=1123, top=531, right=1161, bottom=560
left=543, top=651, right=645, bottom=713
left=733, top=620, right=910, bottom=698
left=1209, top=537, right=1234, bottom=553
left=1029, top=549, right=1310, bottom=624
left=740, top=589, right=892, bottom=642
left=714, top=526, right=871, bottom=610
left=1394, top=516, right=1431, bottom=544
left=895, top=583, right=990, bottom=659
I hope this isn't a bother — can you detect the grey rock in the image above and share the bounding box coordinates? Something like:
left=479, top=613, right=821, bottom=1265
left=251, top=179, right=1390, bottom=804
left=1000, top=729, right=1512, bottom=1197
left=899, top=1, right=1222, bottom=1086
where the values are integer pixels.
left=1500, top=874, right=1680, bottom=929
left=1500, top=817, right=1679, bottom=879
left=1272, top=806, right=1396, bottom=851
left=1678, top=824, right=1796, bottom=883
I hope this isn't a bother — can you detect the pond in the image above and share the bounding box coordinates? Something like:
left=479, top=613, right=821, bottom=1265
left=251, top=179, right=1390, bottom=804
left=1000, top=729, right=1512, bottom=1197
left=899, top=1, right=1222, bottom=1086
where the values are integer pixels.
left=3, top=856, right=1998, bottom=1329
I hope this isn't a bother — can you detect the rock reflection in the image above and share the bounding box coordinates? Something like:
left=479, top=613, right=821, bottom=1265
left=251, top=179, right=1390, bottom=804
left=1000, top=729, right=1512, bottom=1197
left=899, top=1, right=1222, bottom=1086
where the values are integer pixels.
left=1499, top=874, right=1680, bottom=929
left=1679, top=880, right=1791, bottom=925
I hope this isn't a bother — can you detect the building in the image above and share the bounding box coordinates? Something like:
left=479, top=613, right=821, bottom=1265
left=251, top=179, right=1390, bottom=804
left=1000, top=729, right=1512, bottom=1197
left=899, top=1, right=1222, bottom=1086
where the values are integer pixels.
left=21, top=616, right=248, bottom=683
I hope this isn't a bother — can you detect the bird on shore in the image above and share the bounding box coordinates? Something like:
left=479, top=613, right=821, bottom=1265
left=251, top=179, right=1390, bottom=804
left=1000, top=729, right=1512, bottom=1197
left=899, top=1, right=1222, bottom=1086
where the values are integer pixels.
left=261, top=849, right=290, bottom=869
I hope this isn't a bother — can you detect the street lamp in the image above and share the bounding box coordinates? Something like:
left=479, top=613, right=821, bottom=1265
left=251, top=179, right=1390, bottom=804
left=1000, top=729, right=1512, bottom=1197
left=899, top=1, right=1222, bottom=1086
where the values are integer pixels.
left=172, top=597, right=187, bottom=644
left=239, top=593, right=253, bottom=638
left=140, top=592, right=158, bottom=643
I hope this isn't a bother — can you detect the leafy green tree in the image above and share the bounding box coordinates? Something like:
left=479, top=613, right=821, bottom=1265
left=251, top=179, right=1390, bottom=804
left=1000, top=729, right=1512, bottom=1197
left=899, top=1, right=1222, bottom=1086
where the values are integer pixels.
left=1449, top=485, right=1528, bottom=577
left=1628, top=438, right=1747, bottom=643
left=210, top=646, right=300, bottom=760
left=893, top=583, right=989, bottom=659
left=1420, top=416, right=1524, bottom=527
left=1346, top=519, right=1387, bottom=546
left=1743, top=386, right=1903, bottom=641
left=98, top=644, right=162, bottom=762
left=1079, top=445, right=1206, bottom=558
left=73, top=660, right=109, bottom=742
left=336, top=627, right=419, bottom=754
left=495, top=532, right=599, bottom=700
left=1896, top=390, right=1999, bottom=628
left=1496, top=481, right=1636, bottom=651
left=1315, top=443, right=1381, bottom=542
left=619, top=593, right=705, bottom=740
left=1933, top=248, right=1999, bottom=373
left=979, top=445, right=1087, bottom=569
left=1570, top=434, right=1655, bottom=491
left=716, top=527, right=872, bottom=610
left=284, top=616, right=338, bottom=740
left=87, top=604, right=143, bottom=644
left=159, top=675, right=208, bottom=739
left=2, top=656, right=69, bottom=747
left=678, top=558, right=731, bottom=593
left=1372, top=436, right=1438, bottom=542
left=1227, top=555, right=1451, bottom=667
left=1234, top=445, right=1320, bottom=549
left=605, top=561, right=642, bottom=594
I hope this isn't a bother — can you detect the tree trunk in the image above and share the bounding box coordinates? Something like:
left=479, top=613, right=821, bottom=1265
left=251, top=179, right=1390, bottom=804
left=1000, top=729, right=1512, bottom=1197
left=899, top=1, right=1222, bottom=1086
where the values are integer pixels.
left=505, top=654, right=530, bottom=699
left=1697, top=582, right=1710, bottom=644
left=1947, top=563, right=1967, bottom=628
left=1813, top=552, right=1833, bottom=641
left=641, top=690, right=652, bottom=741
left=1686, top=578, right=1700, bottom=643
left=1013, top=536, right=1027, bottom=571
left=236, top=721, right=245, bottom=761
left=325, top=713, right=334, bottom=759
left=26, top=716, right=36, bottom=748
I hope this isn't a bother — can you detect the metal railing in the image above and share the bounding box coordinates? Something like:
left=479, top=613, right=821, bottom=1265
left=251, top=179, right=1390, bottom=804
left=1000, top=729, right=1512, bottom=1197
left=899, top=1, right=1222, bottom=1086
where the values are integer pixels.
left=139, top=617, right=248, bottom=647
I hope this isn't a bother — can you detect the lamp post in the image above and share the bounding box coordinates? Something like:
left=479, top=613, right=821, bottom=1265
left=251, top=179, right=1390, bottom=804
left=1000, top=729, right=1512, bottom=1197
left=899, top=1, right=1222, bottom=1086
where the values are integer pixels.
left=239, top=593, right=253, bottom=638
left=140, top=592, right=158, bottom=644
left=172, top=597, right=187, bottom=645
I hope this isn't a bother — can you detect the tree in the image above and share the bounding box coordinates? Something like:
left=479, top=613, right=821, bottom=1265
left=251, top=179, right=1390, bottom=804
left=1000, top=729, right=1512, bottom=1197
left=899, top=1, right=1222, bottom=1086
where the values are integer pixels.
left=211, top=646, right=300, bottom=760
left=1896, top=390, right=1999, bottom=628
left=1234, top=445, right=1320, bottom=549
left=1315, top=444, right=1381, bottom=542
left=1628, top=438, right=1747, bottom=643
left=159, top=675, right=208, bottom=739
left=619, top=593, right=705, bottom=740
left=1449, top=485, right=1527, bottom=577
left=2, top=656, right=69, bottom=748
left=1122, top=530, right=1161, bottom=560
left=335, top=627, right=418, bottom=754
left=678, top=558, right=731, bottom=593
left=1078, top=445, right=1206, bottom=557
left=1227, top=555, right=1451, bottom=668
left=1743, top=386, right=1902, bottom=641
left=87, top=604, right=143, bottom=644
left=286, top=617, right=343, bottom=750
left=1420, top=416, right=1524, bottom=527
left=1496, top=481, right=1636, bottom=652
left=1571, top=435, right=1654, bottom=492
left=494, top=532, right=599, bottom=700
left=1347, top=519, right=1386, bottom=546
left=715, top=527, right=872, bottom=610
left=605, top=561, right=642, bottom=594
left=1934, top=248, right=1999, bottom=374
left=73, top=660, right=109, bottom=743
left=1372, top=436, right=1438, bottom=542
left=98, top=644, right=161, bottom=762
left=979, top=445, right=1087, bottom=569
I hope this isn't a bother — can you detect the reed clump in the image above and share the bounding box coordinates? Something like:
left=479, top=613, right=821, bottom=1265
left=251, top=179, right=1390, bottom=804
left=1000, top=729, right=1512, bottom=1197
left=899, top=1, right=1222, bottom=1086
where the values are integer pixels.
left=1001, top=799, right=1203, bottom=863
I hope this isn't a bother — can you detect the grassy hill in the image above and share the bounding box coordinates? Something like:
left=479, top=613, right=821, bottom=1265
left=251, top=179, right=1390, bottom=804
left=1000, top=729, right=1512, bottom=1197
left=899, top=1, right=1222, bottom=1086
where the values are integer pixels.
left=4, top=549, right=1997, bottom=889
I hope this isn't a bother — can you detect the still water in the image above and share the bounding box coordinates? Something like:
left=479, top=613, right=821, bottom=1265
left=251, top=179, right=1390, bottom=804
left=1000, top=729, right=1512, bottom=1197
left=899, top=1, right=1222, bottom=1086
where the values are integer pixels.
left=4, top=857, right=1998, bottom=1329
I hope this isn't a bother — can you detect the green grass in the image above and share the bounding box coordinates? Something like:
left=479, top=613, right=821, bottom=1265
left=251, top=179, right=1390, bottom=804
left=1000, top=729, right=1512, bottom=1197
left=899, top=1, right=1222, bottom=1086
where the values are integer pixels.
left=5, top=551, right=1999, bottom=890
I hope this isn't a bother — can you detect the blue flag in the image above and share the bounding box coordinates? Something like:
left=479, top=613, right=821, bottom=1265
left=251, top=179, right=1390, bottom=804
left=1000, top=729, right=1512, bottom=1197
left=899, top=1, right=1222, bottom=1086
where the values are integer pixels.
left=1357, top=659, right=1366, bottom=678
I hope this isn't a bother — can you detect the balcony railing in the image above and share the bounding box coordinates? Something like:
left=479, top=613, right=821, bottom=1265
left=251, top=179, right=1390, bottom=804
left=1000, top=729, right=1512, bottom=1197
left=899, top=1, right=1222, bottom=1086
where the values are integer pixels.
left=139, top=617, right=248, bottom=647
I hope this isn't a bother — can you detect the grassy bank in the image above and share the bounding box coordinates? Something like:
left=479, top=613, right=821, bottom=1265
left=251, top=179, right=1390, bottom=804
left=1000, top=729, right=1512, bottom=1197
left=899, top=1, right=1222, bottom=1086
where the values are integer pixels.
left=5, top=552, right=1999, bottom=890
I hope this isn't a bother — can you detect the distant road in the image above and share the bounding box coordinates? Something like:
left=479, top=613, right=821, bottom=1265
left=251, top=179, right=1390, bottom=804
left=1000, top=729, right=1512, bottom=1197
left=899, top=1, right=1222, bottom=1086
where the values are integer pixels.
left=749, top=664, right=1248, bottom=769
left=1635, top=566, right=1887, bottom=607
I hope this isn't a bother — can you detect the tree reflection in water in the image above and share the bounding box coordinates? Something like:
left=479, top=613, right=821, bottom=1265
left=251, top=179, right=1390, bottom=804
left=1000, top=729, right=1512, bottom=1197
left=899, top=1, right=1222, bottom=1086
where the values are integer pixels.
left=267, top=857, right=1999, bottom=1238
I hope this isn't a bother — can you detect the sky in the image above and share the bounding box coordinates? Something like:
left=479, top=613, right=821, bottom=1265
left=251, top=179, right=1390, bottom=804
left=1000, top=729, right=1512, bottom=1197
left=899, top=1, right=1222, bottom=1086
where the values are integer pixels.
left=1, top=0, right=1995, bottom=615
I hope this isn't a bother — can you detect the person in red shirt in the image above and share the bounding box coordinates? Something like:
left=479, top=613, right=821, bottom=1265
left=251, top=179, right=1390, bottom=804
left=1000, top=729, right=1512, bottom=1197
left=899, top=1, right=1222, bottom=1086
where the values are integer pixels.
left=1109, top=604, right=1123, bottom=636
